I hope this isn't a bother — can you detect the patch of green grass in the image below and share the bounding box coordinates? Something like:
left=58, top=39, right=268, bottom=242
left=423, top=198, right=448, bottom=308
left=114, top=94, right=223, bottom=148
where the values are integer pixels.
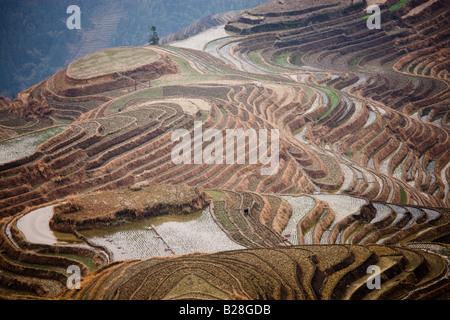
left=44, top=253, right=97, bottom=271
left=199, top=112, right=209, bottom=122
left=274, top=52, right=292, bottom=68
left=406, top=75, right=419, bottom=84
left=206, top=190, right=225, bottom=201
left=322, top=87, right=339, bottom=108
left=313, top=86, right=339, bottom=120
left=302, top=86, right=314, bottom=104
left=213, top=201, right=237, bottom=233
left=362, top=0, right=411, bottom=21
left=349, top=56, right=363, bottom=70
left=290, top=52, right=305, bottom=67
left=171, top=55, right=199, bottom=76
left=302, top=212, right=322, bottom=236
left=389, top=0, right=411, bottom=12
left=409, top=63, right=418, bottom=74
left=248, top=49, right=264, bottom=65
left=399, top=186, right=407, bottom=205
left=247, top=49, right=286, bottom=72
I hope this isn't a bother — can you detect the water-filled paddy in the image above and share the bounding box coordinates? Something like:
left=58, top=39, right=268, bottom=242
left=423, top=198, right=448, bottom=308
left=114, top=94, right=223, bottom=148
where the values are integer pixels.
left=81, top=207, right=244, bottom=261
left=0, top=126, right=67, bottom=165
left=16, top=205, right=82, bottom=245
left=171, top=25, right=230, bottom=51
left=281, top=196, right=316, bottom=245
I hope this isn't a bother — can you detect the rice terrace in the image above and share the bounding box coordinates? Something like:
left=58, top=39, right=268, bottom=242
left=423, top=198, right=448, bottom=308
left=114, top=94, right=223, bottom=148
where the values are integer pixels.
left=0, top=0, right=449, bottom=302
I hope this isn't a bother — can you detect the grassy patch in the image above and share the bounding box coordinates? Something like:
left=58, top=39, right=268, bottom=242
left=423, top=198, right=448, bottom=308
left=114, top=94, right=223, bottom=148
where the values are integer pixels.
left=302, top=212, right=322, bottom=236
left=44, top=253, right=97, bottom=271
left=199, top=112, right=209, bottom=122
left=349, top=56, right=363, bottom=70
left=248, top=49, right=264, bottom=66
left=409, top=63, right=418, bottom=74
left=302, top=86, right=314, bottom=104
left=313, top=86, right=339, bottom=120
left=274, top=52, right=292, bottom=68
left=406, top=75, right=419, bottom=84
left=290, top=52, right=305, bottom=67
left=389, top=0, right=411, bottom=12
left=399, top=186, right=407, bottom=205
left=247, top=49, right=286, bottom=72
left=214, top=202, right=237, bottom=233
left=171, top=55, right=199, bottom=76
left=320, top=86, right=339, bottom=108
left=206, top=190, right=225, bottom=201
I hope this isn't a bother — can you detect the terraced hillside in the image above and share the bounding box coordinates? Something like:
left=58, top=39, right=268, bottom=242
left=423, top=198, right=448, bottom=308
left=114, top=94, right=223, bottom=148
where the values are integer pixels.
left=0, top=0, right=449, bottom=300
left=206, top=190, right=450, bottom=247
left=60, top=244, right=449, bottom=300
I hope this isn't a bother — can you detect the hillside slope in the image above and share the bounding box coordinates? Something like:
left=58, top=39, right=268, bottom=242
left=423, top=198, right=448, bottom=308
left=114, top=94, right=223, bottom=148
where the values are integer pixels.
left=0, top=0, right=448, bottom=300
left=0, top=0, right=265, bottom=98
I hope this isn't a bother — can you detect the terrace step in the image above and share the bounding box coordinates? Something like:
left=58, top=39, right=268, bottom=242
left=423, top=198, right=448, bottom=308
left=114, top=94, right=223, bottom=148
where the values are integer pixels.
left=57, top=244, right=449, bottom=300
left=341, top=247, right=405, bottom=300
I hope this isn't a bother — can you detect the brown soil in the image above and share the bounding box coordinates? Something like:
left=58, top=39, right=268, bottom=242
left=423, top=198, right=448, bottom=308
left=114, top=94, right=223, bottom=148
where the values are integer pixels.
left=50, top=184, right=206, bottom=232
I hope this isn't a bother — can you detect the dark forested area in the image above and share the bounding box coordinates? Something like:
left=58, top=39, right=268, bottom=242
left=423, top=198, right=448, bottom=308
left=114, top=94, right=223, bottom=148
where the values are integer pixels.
left=112, top=0, right=263, bottom=47
left=0, top=0, right=100, bottom=98
left=0, top=0, right=263, bottom=99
